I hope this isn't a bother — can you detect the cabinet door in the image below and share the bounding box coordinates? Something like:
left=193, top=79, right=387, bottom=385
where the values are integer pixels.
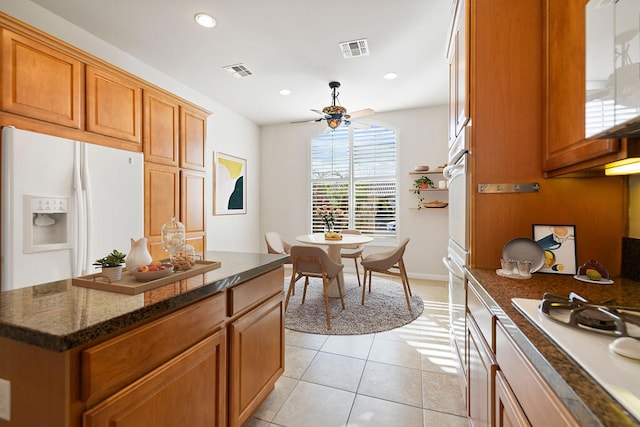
left=86, top=65, right=141, bottom=143
left=467, top=315, right=497, bottom=427
left=495, top=371, right=531, bottom=427
left=543, top=0, right=620, bottom=173
left=454, top=0, right=469, bottom=136
left=143, top=89, right=179, bottom=166
left=229, top=293, right=284, bottom=427
left=181, top=169, right=206, bottom=252
left=0, top=29, right=81, bottom=128
left=180, top=105, right=207, bottom=171
left=83, top=330, right=227, bottom=427
left=144, top=163, right=179, bottom=260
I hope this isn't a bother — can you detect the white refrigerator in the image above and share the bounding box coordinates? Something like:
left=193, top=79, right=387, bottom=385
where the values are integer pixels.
left=1, top=126, right=144, bottom=291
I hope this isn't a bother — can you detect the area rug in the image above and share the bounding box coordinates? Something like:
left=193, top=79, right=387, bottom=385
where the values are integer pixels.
left=284, top=274, right=424, bottom=335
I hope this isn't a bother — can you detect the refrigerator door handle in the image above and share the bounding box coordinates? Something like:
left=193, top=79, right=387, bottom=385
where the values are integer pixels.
left=73, top=142, right=85, bottom=276
left=80, top=143, right=94, bottom=275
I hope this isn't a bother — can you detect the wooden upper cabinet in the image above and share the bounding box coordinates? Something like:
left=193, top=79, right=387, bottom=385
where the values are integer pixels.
left=180, top=169, right=205, bottom=235
left=144, top=163, right=180, bottom=259
left=143, top=89, right=179, bottom=166
left=86, top=65, right=141, bottom=143
left=180, top=106, right=207, bottom=171
left=446, top=0, right=470, bottom=142
left=543, top=0, right=622, bottom=175
left=0, top=28, right=82, bottom=128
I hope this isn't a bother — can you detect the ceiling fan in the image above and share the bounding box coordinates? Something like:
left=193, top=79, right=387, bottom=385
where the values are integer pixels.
left=295, top=81, right=375, bottom=129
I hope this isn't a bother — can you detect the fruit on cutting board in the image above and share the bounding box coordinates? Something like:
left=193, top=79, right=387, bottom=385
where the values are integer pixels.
left=586, top=268, right=602, bottom=281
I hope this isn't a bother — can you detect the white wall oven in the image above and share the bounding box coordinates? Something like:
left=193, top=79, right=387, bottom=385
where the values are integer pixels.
left=443, top=126, right=470, bottom=381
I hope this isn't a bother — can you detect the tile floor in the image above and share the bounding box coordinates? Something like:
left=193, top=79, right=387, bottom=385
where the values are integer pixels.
left=243, top=277, right=470, bottom=427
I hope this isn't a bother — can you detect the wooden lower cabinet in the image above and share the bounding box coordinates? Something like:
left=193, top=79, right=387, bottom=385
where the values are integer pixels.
left=83, top=330, right=227, bottom=427
left=495, top=371, right=530, bottom=427
left=467, top=315, right=496, bottom=427
left=464, top=281, right=578, bottom=427
left=229, top=293, right=285, bottom=427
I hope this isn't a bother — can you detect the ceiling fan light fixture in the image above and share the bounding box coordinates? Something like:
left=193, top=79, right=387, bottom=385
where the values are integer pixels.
left=322, top=105, right=346, bottom=116
left=194, top=13, right=217, bottom=28
left=327, top=117, right=342, bottom=129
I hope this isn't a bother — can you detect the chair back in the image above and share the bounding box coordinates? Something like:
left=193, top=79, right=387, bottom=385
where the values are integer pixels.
left=290, top=245, right=343, bottom=279
left=265, top=232, right=288, bottom=254
left=341, top=229, right=362, bottom=250
left=364, top=238, right=410, bottom=270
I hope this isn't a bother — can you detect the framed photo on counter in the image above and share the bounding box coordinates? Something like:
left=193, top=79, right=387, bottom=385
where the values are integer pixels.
left=532, top=224, right=576, bottom=275
left=213, top=152, right=247, bottom=215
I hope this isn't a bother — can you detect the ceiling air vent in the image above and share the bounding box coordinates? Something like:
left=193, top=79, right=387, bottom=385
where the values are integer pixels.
left=223, top=63, right=253, bottom=78
left=339, top=39, right=369, bottom=59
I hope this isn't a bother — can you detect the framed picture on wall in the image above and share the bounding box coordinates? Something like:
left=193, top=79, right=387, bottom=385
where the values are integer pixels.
left=532, top=224, right=576, bottom=275
left=213, top=152, right=247, bottom=215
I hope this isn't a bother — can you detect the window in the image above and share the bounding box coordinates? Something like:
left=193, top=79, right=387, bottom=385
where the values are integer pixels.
left=310, top=125, right=397, bottom=239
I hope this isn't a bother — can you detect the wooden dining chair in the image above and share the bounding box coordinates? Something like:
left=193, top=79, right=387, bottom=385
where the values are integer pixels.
left=264, top=232, right=292, bottom=256
left=285, top=245, right=345, bottom=329
left=340, top=229, right=364, bottom=286
left=361, top=238, right=412, bottom=312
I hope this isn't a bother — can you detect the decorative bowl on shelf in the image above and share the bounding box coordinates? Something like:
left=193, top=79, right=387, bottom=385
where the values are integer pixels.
left=130, top=264, right=174, bottom=282
left=413, top=165, right=430, bottom=172
left=422, top=201, right=448, bottom=208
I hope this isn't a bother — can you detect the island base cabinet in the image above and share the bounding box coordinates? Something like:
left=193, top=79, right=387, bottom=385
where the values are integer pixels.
left=83, top=329, right=227, bottom=427
left=229, top=293, right=284, bottom=427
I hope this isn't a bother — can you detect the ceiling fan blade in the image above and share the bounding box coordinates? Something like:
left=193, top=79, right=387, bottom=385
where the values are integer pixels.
left=345, top=108, right=375, bottom=119
left=291, top=117, right=325, bottom=124
left=311, top=109, right=326, bottom=116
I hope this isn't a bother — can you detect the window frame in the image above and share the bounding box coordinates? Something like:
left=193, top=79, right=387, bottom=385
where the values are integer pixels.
left=309, top=124, right=399, bottom=242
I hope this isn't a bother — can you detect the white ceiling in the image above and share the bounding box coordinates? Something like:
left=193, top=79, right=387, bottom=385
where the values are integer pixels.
left=28, top=0, right=452, bottom=126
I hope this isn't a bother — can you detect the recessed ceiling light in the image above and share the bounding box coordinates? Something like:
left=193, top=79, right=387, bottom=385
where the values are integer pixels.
left=278, top=89, right=291, bottom=96
left=194, top=13, right=217, bottom=28
left=384, top=72, right=398, bottom=80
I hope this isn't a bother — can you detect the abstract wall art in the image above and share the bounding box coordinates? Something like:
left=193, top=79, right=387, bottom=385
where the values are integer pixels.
left=214, top=152, right=246, bottom=215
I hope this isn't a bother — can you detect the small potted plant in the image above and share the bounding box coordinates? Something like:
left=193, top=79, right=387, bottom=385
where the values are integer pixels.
left=413, top=176, right=435, bottom=209
left=93, top=249, right=127, bottom=281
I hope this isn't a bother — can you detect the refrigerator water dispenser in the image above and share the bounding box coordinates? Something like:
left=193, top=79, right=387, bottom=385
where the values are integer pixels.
left=23, top=195, right=72, bottom=253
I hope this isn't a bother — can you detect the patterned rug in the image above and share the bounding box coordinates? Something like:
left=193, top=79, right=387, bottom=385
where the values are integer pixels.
left=284, top=273, right=424, bottom=335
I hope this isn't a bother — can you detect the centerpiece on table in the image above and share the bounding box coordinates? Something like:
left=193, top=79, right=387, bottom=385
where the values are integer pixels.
left=316, top=205, right=344, bottom=240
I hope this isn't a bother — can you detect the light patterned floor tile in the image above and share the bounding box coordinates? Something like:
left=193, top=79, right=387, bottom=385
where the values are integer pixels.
left=283, top=345, right=316, bottom=379
left=272, top=381, right=355, bottom=427
left=320, top=334, right=374, bottom=359
left=423, top=409, right=470, bottom=427
left=358, top=361, right=423, bottom=407
left=368, top=337, right=422, bottom=369
left=347, top=395, right=424, bottom=426
left=422, top=371, right=466, bottom=416
left=301, top=351, right=366, bottom=392
left=285, top=329, right=328, bottom=350
left=250, top=375, right=298, bottom=422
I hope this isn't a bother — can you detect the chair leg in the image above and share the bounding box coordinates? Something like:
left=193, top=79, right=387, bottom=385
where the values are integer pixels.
left=285, top=272, right=301, bottom=311
left=323, top=285, right=331, bottom=330
left=361, top=268, right=368, bottom=305
left=336, top=275, right=345, bottom=310
left=353, top=258, right=361, bottom=287
left=301, top=276, right=311, bottom=304
left=398, top=260, right=412, bottom=312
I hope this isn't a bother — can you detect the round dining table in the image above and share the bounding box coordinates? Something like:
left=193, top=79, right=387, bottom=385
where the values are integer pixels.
left=295, top=233, right=374, bottom=297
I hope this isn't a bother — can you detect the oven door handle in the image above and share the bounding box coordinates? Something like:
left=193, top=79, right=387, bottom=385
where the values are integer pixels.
left=442, top=256, right=465, bottom=280
left=443, top=162, right=464, bottom=180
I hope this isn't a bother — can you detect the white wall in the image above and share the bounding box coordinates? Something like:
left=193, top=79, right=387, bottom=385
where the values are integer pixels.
left=260, top=106, right=450, bottom=280
left=1, top=1, right=263, bottom=253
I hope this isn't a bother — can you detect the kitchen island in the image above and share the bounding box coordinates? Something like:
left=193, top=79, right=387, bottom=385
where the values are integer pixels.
left=466, top=268, right=640, bottom=427
left=0, top=251, right=288, bottom=427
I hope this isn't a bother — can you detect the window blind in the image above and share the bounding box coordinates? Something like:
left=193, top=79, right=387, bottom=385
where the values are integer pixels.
left=310, top=125, right=397, bottom=238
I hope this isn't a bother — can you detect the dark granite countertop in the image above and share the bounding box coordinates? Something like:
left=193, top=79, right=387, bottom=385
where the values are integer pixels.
left=0, top=251, right=288, bottom=352
left=467, top=268, right=640, bottom=427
